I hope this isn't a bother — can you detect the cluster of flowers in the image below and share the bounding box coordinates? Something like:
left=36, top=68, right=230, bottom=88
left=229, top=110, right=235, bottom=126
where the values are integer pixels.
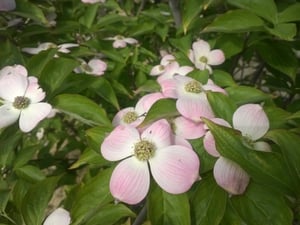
left=0, top=65, right=52, bottom=132
left=100, top=39, right=271, bottom=204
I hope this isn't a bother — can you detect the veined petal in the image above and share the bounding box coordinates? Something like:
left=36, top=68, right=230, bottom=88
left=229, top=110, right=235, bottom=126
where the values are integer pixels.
left=87, top=59, right=107, bottom=76
left=176, top=95, right=215, bottom=122
left=160, top=54, right=175, bottom=66
left=24, top=77, right=46, bottom=103
left=177, top=66, right=194, bottom=76
left=101, top=125, right=140, bottom=161
left=43, top=208, right=71, bottom=225
left=135, top=92, right=165, bottom=115
left=113, top=40, right=127, bottom=48
left=233, top=104, right=269, bottom=141
left=173, top=116, right=205, bottom=139
left=141, top=119, right=172, bottom=149
left=213, top=157, right=250, bottom=195
left=192, top=40, right=211, bottom=58
left=172, top=134, right=192, bottom=148
left=0, top=103, right=20, bottom=129
left=253, top=141, right=272, bottom=152
left=0, top=71, right=28, bottom=101
left=203, top=131, right=220, bottom=157
left=150, top=65, right=165, bottom=76
left=110, top=157, right=150, bottom=205
left=159, top=78, right=177, bottom=98
left=19, top=103, right=52, bottom=132
left=207, top=49, right=225, bottom=65
left=149, top=145, right=200, bottom=194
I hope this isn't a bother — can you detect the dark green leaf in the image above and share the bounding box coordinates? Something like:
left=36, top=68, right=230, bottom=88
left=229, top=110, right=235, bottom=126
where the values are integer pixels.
left=278, top=3, right=300, bottom=23
left=190, top=175, right=227, bottom=225
left=27, top=49, right=57, bottom=76
left=231, top=183, right=293, bottom=225
left=226, top=86, right=270, bottom=105
left=15, top=165, right=46, bottom=183
left=79, top=4, right=99, bottom=28
left=14, top=0, right=48, bottom=24
left=181, top=0, right=204, bottom=34
left=70, top=169, right=113, bottom=225
left=265, top=23, right=297, bottom=41
left=70, top=148, right=108, bottom=169
left=215, top=35, right=244, bottom=59
left=255, top=41, right=298, bottom=81
left=85, top=204, right=135, bottom=225
left=147, top=184, right=191, bottom=225
left=212, top=70, right=236, bottom=87
left=227, top=0, right=278, bottom=24
left=140, top=98, right=179, bottom=127
left=266, top=130, right=300, bottom=186
left=207, top=91, right=237, bottom=124
left=0, top=40, right=25, bottom=68
left=203, top=9, right=265, bottom=33
left=53, top=94, right=111, bottom=127
left=21, top=176, right=60, bottom=225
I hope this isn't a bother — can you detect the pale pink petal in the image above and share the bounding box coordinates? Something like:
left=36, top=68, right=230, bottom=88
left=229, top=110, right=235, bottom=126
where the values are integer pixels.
left=0, top=72, right=28, bottom=101
left=173, top=116, right=205, bottom=139
left=24, top=78, right=46, bottom=103
left=88, top=59, right=107, bottom=76
left=58, top=43, right=79, bottom=53
left=160, top=54, right=175, bottom=66
left=135, top=92, right=165, bottom=115
left=213, top=157, right=250, bottom=195
left=124, top=38, right=138, bottom=45
left=0, top=0, right=16, bottom=11
left=141, top=119, right=172, bottom=149
left=188, top=49, right=195, bottom=63
left=19, top=103, right=52, bottom=132
left=177, top=66, right=194, bottom=76
left=203, top=131, right=220, bottom=157
left=203, top=80, right=227, bottom=95
left=112, top=107, right=136, bottom=126
left=207, top=49, right=225, bottom=65
left=172, top=134, right=192, bottom=148
left=192, top=40, right=211, bottom=59
left=113, top=40, right=127, bottom=48
left=81, top=0, right=104, bottom=3
left=149, top=145, right=200, bottom=194
left=176, top=95, right=215, bottom=122
left=233, top=104, right=269, bottom=141
left=150, top=65, right=165, bottom=76
left=0, top=103, right=20, bottom=129
left=110, top=157, right=150, bottom=205
left=43, top=208, right=71, bottom=225
left=101, top=125, right=140, bottom=161
left=159, top=78, right=177, bottom=98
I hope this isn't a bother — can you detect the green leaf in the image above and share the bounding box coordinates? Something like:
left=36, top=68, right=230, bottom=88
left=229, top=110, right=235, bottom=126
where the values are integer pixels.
left=212, top=70, right=236, bottom=87
left=14, top=0, right=48, bottom=25
left=70, top=169, right=113, bottom=225
left=207, top=92, right=237, bottom=124
left=190, top=175, right=227, bottom=225
left=266, top=130, right=300, bottom=186
left=14, top=165, right=46, bottom=183
left=219, top=202, right=246, bottom=225
left=79, top=4, right=99, bottom=28
left=226, top=86, right=270, bottom=105
left=39, top=57, right=79, bottom=96
left=264, top=106, right=291, bottom=129
left=265, top=23, right=297, bottom=41
left=203, top=118, right=297, bottom=195
left=181, top=0, right=204, bottom=34
left=70, top=148, right=108, bottom=169
left=27, top=49, right=57, bottom=76
left=227, top=0, right=278, bottom=24
left=203, top=9, right=265, bottom=33
left=231, top=183, right=293, bottom=225
left=85, top=204, right=135, bottom=225
left=86, top=126, right=113, bottom=151
left=13, top=145, right=39, bottom=169
left=21, top=176, right=60, bottom=225
left=0, top=189, right=10, bottom=213
left=12, top=179, right=31, bottom=212
left=0, top=40, right=24, bottom=68
left=215, top=35, right=244, bottom=59
left=53, top=94, right=111, bottom=127
left=169, top=35, right=192, bottom=54
left=278, top=3, right=300, bottom=23
left=255, top=41, right=298, bottom=81
left=147, top=184, right=191, bottom=225
left=140, top=98, right=179, bottom=127
left=91, top=78, right=120, bottom=110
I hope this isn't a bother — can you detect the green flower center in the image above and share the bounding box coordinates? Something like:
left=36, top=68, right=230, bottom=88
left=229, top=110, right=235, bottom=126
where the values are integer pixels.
left=134, top=140, right=156, bottom=161
left=82, top=63, right=93, bottom=72
left=123, top=111, right=138, bottom=124
left=184, top=80, right=202, bottom=93
left=13, top=96, right=30, bottom=109
left=199, top=56, right=208, bottom=64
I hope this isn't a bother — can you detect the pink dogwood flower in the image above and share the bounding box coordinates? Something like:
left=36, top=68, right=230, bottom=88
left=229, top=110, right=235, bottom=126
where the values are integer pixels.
left=0, top=65, right=52, bottom=132
left=43, top=208, right=71, bottom=225
left=74, top=58, right=107, bottom=76
left=106, top=35, right=138, bottom=48
left=81, top=0, right=105, bottom=3
left=112, top=92, right=165, bottom=127
left=101, top=119, right=200, bottom=204
left=22, top=42, right=78, bottom=55
left=188, top=39, right=225, bottom=74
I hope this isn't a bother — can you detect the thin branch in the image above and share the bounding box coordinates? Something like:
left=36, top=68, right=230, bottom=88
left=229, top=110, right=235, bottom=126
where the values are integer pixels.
left=132, top=204, right=147, bottom=225
left=168, top=0, right=181, bottom=28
